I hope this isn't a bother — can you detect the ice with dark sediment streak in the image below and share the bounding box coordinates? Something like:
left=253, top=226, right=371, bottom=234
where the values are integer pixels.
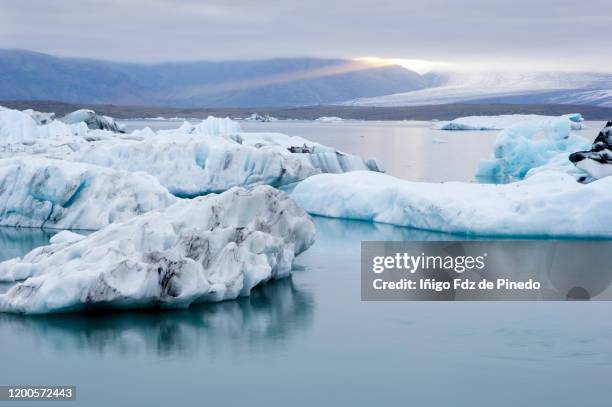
left=0, top=186, right=315, bottom=314
left=61, top=109, right=125, bottom=133
left=0, top=156, right=176, bottom=230
left=569, top=121, right=612, bottom=182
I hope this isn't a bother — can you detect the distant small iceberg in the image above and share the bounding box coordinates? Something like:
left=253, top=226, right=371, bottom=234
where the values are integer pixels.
left=435, top=113, right=584, bottom=131
left=315, top=116, right=344, bottom=122
left=245, top=113, right=278, bottom=122
left=61, top=109, right=125, bottom=133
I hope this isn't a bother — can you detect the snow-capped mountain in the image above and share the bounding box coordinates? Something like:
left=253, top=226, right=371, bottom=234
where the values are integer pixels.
left=344, top=71, right=612, bottom=107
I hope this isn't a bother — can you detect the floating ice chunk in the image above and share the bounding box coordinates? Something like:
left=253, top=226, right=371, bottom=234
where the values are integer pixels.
left=0, top=108, right=41, bottom=145
left=0, top=157, right=176, bottom=230
left=170, top=116, right=242, bottom=137
left=0, top=186, right=315, bottom=314
left=435, top=114, right=584, bottom=131
left=69, top=134, right=318, bottom=197
left=476, top=117, right=589, bottom=180
left=0, top=111, right=380, bottom=196
left=61, top=109, right=125, bottom=133
left=245, top=113, right=277, bottom=122
left=431, top=138, right=448, bottom=144
left=315, top=116, right=344, bottom=122
left=569, top=121, right=612, bottom=181
left=0, top=108, right=90, bottom=155
left=238, top=132, right=384, bottom=173
left=291, top=171, right=612, bottom=238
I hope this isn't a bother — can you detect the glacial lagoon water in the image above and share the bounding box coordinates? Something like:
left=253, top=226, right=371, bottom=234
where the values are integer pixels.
left=0, top=120, right=610, bottom=406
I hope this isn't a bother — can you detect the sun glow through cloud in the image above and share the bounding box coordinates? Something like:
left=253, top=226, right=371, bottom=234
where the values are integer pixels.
left=356, top=56, right=457, bottom=73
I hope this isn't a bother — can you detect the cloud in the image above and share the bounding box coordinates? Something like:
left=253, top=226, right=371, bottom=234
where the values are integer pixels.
left=0, top=0, right=611, bottom=71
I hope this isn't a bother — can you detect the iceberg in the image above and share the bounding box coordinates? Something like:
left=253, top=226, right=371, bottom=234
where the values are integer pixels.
left=68, top=134, right=318, bottom=197
left=435, top=113, right=584, bottom=131
left=237, top=132, right=384, bottom=173
left=476, top=117, right=589, bottom=180
left=64, top=118, right=382, bottom=196
left=569, top=121, right=612, bottom=181
left=0, top=109, right=381, bottom=196
left=0, top=107, right=91, bottom=153
left=0, top=157, right=176, bottom=230
left=315, top=116, right=344, bottom=122
left=23, top=109, right=55, bottom=125
left=291, top=171, right=612, bottom=238
left=61, top=109, right=125, bottom=133
left=0, top=186, right=315, bottom=313
left=170, top=116, right=243, bottom=137
left=245, top=113, right=277, bottom=122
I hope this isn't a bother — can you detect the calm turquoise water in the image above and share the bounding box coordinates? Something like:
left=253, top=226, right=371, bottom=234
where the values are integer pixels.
left=0, top=121, right=610, bottom=406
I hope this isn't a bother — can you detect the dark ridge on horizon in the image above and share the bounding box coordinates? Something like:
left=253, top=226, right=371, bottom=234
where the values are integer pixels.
left=3, top=100, right=612, bottom=121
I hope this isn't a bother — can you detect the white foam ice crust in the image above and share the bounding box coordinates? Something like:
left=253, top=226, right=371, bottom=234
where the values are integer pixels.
left=291, top=170, right=612, bottom=238
left=0, top=186, right=315, bottom=313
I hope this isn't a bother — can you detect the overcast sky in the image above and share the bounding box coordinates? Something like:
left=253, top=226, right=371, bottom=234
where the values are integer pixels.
left=1, top=0, right=611, bottom=71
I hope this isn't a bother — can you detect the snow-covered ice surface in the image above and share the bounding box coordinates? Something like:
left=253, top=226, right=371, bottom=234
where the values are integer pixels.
left=434, top=113, right=584, bottom=131
left=476, top=117, right=589, bottom=180
left=291, top=170, right=612, bottom=238
left=0, top=186, right=315, bottom=313
left=569, top=121, right=612, bottom=181
left=0, top=157, right=176, bottom=230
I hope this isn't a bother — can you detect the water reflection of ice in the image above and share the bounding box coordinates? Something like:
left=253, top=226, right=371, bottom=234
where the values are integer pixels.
left=0, top=277, right=313, bottom=357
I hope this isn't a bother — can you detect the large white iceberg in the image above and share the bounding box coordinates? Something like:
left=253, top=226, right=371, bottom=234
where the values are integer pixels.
left=0, top=157, right=176, bottom=230
left=476, top=117, right=589, bottom=180
left=69, top=134, right=318, bottom=197
left=0, top=109, right=381, bottom=196
left=0, top=186, right=315, bottom=313
left=435, top=113, right=584, bottom=131
left=291, top=171, right=612, bottom=238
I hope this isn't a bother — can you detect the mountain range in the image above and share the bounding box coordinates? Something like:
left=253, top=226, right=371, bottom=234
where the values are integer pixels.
left=0, top=49, right=425, bottom=107
left=1, top=49, right=611, bottom=108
